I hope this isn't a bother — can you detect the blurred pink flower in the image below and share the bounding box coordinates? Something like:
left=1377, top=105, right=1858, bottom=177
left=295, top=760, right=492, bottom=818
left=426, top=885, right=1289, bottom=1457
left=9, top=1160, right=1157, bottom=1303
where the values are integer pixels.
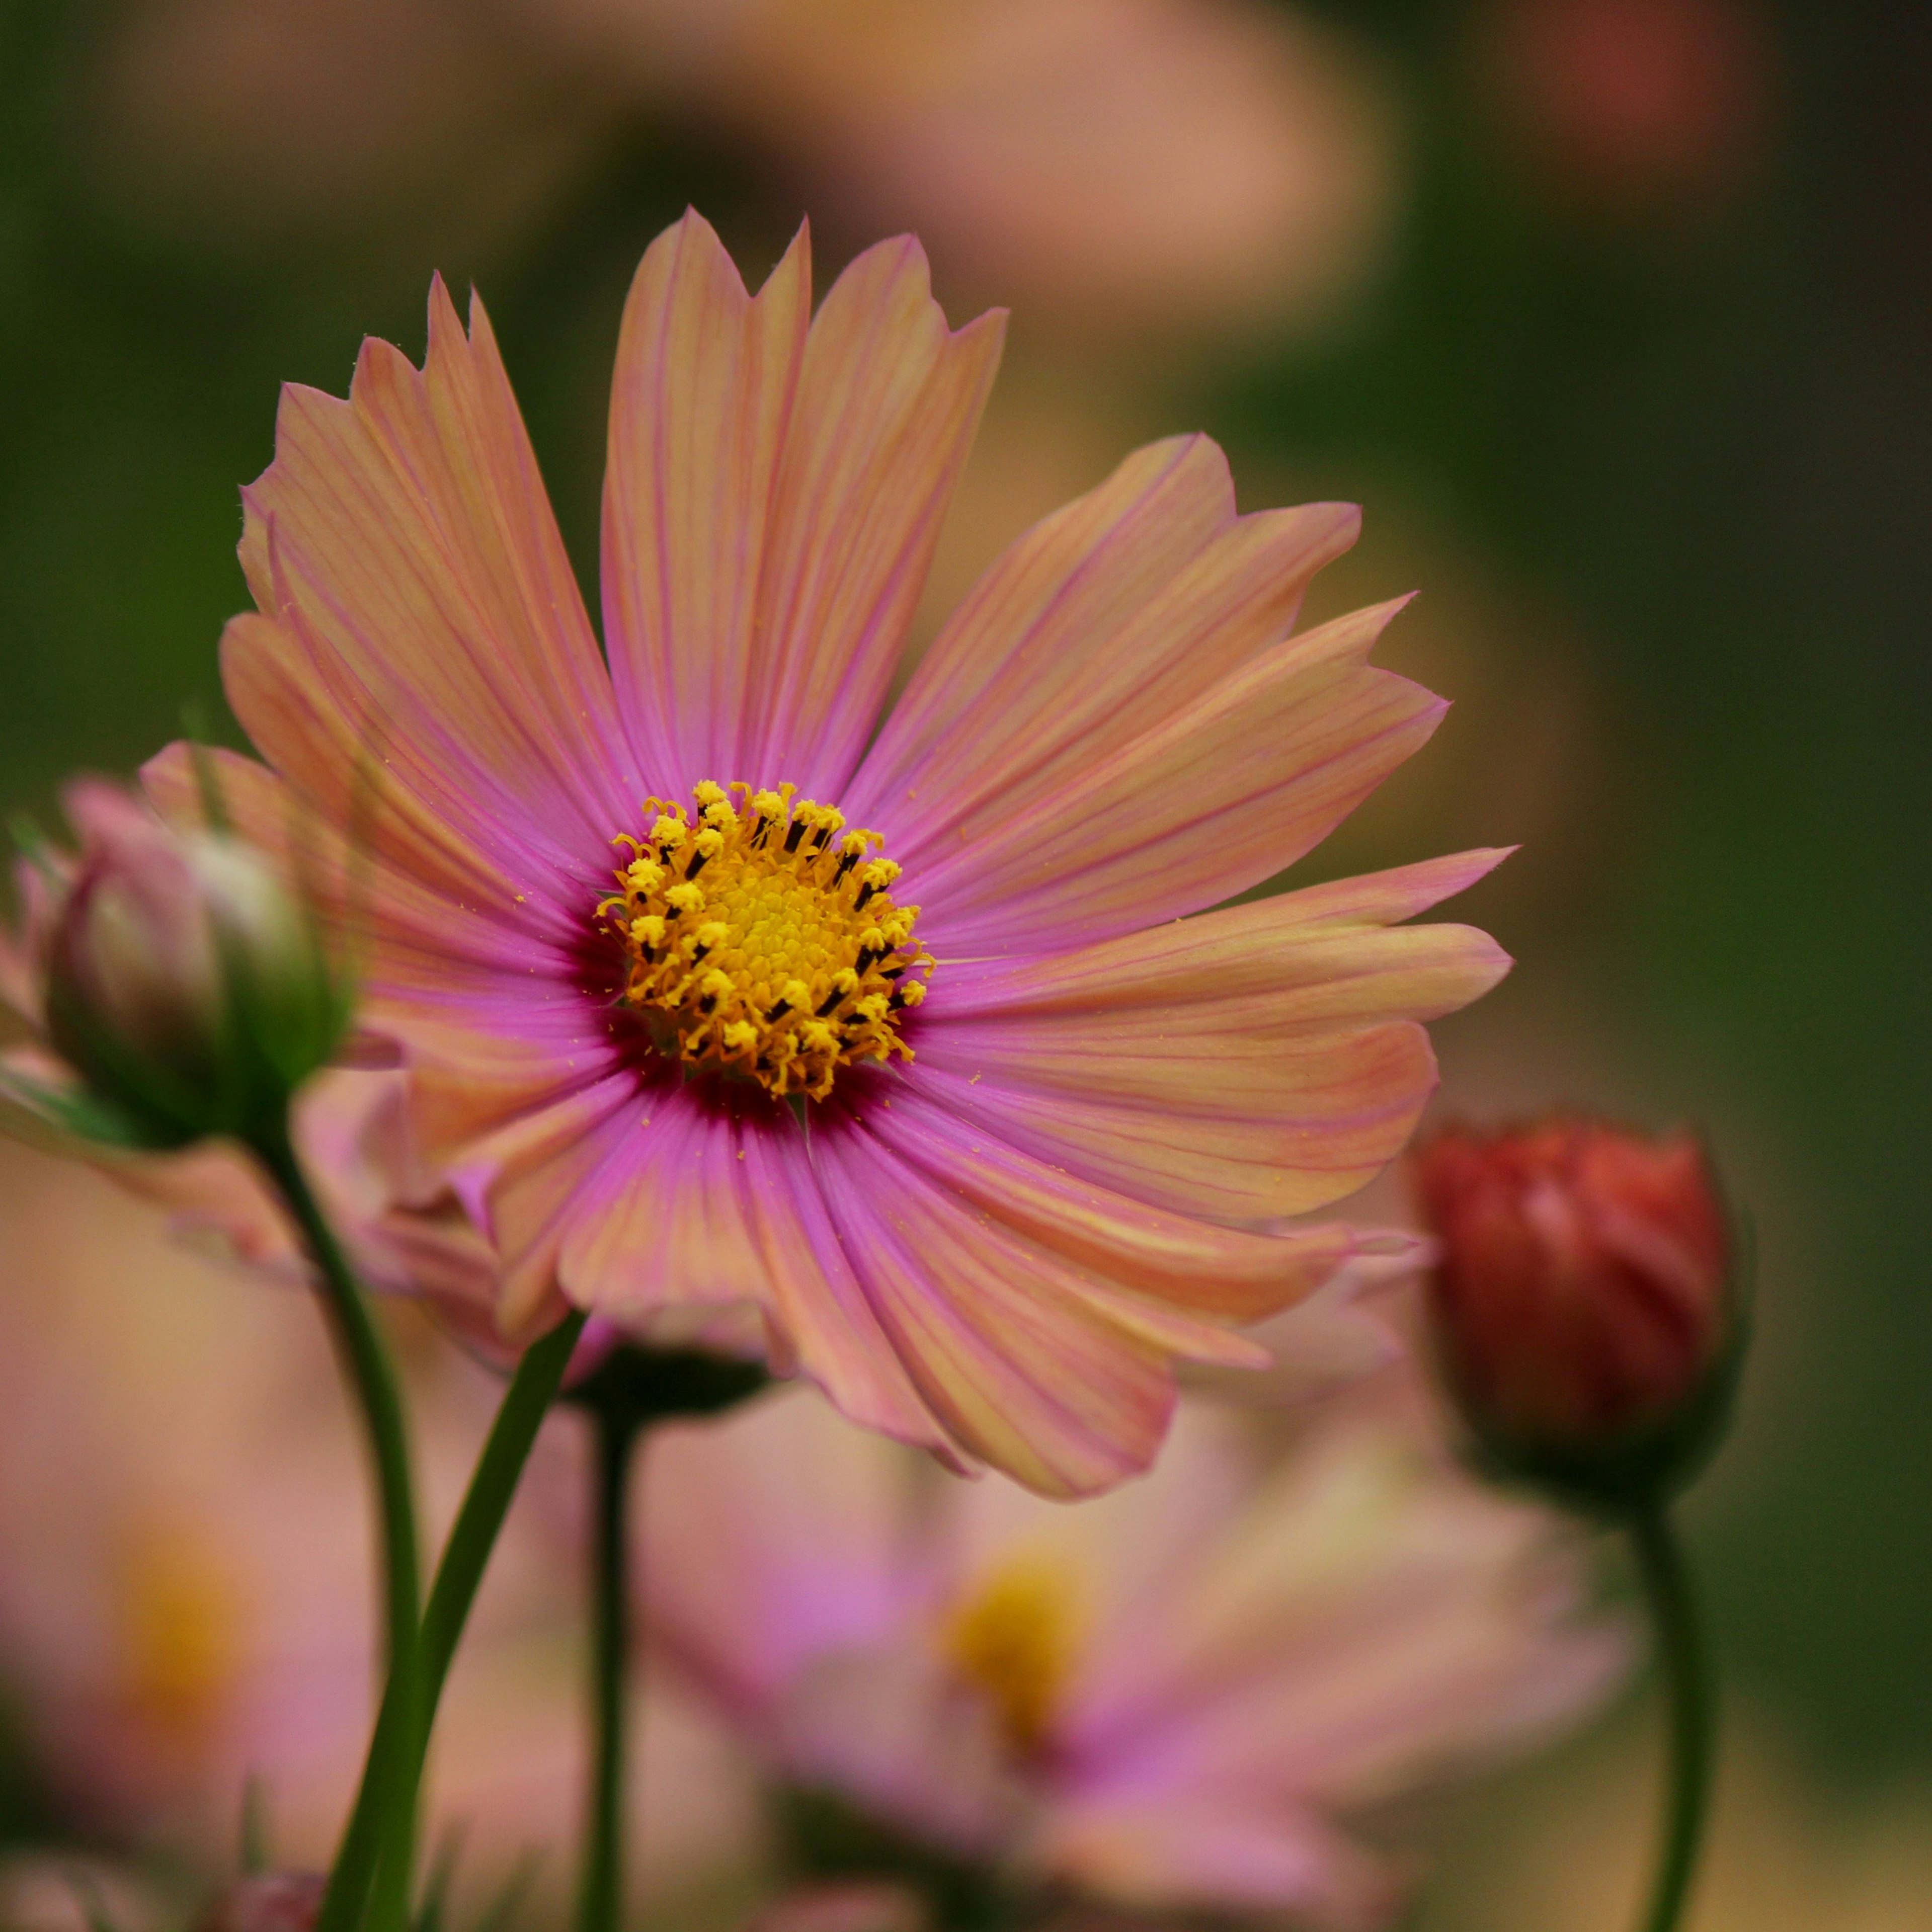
left=548, top=0, right=1401, bottom=334
left=642, top=1384, right=1630, bottom=1930
left=95, top=0, right=1398, bottom=337
left=143, top=210, right=1508, bottom=1498
left=0, top=1139, right=751, bottom=1890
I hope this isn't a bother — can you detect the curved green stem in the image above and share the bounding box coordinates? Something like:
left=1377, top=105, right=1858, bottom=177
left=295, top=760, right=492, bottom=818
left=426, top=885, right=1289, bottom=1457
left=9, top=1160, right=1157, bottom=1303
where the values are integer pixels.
left=324, top=1308, right=589, bottom=1932
left=1628, top=1506, right=1716, bottom=1932
left=255, top=1123, right=421, bottom=1932
left=576, top=1406, right=641, bottom=1932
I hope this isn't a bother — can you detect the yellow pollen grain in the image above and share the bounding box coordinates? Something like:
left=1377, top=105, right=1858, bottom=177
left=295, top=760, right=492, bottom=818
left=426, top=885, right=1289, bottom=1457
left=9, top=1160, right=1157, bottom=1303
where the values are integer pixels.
left=599, top=780, right=933, bottom=1101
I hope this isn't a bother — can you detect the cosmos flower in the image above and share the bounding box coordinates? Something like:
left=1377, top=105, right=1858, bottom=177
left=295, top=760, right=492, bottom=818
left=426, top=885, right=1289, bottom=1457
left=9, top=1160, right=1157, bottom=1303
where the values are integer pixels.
left=145, top=209, right=1510, bottom=1495
left=638, top=1383, right=1629, bottom=1930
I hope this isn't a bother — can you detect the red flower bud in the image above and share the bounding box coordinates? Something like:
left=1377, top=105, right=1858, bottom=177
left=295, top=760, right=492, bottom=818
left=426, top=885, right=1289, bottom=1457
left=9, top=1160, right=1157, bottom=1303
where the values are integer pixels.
left=1412, top=1116, right=1740, bottom=1509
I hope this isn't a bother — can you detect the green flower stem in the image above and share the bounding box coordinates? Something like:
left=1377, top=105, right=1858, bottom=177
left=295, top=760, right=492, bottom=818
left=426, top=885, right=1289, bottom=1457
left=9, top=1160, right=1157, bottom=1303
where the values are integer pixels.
left=1628, top=1505, right=1717, bottom=1932
left=254, top=1123, right=421, bottom=1932
left=323, top=1308, right=590, bottom=1932
left=576, top=1402, right=642, bottom=1932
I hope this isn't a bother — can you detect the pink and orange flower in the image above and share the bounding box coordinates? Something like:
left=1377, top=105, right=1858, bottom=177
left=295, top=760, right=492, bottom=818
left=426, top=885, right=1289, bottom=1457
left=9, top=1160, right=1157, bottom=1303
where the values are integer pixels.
left=145, top=210, right=1510, bottom=1495
left=639, top=1384, right=1630, bottom=1929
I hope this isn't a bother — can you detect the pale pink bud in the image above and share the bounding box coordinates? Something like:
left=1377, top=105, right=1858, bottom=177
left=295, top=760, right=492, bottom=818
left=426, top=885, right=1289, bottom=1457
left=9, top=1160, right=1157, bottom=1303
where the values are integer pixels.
left=1412, top=1116, right=1738, bottom=1508
left=38, top=782, right=348, bottom=1147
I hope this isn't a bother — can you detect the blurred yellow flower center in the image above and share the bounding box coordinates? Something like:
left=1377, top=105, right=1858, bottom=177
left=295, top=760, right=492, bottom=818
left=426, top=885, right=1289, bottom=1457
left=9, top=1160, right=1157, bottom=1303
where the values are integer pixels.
left=118, top=1526, right=237, bottom=1745
left=944, top=1559, right=1080, bottom=1757
left=599, top=780, right=932, bottom=1101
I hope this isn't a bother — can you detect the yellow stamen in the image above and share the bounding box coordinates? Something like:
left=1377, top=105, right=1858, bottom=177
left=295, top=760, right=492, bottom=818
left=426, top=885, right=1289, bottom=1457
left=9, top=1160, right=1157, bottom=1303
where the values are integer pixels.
left=944, top=1559, right=1080, bottom=1757
left=599, top=781, right=933, bottom=1100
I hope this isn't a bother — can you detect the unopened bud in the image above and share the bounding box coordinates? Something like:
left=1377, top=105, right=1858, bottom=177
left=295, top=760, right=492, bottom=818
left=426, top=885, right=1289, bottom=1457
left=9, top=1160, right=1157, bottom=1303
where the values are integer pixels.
left=1412, top=1116, right=1742, bottom=1513
left=36, top=785, right=350, bottom=1148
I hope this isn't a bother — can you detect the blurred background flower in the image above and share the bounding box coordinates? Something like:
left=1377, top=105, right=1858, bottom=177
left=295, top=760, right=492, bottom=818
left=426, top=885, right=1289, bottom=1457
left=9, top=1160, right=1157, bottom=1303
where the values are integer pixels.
left=641, top=1381, right=1627, bottom=1929
left=3, top=0, right=1929, bottom=1918
left=0, top=1137, right=755, bottom=1919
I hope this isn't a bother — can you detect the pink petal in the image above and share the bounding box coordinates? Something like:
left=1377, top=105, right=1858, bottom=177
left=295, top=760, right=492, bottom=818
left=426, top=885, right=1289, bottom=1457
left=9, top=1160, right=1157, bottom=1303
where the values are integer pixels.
left=812, top=1112, right=1195, bottom=1497
left=141, top=742, right=581, bottom=980
left=846, top=435, right=1356, bottom=863
left=1037, top=1799, right=1393, bottom=1927
left=532, top=1080, right=947, bottom=1452
left=903, top=857, right=1510, bottom=1222
left=603, top=216, right=1002, bottom=807
left=743, top=234, right=1004, bottom=798
left=230, top=277, right=638, bottom=896
left=906, top=1044, right=1432, bottom=1227
left=642, top=1389, right=930, bottom=1716
left=602, top=213, right=812, bottom=800
left=910, top=598, right=1444, bottom=953
left=864, top=1078, right=1349, bottom=1322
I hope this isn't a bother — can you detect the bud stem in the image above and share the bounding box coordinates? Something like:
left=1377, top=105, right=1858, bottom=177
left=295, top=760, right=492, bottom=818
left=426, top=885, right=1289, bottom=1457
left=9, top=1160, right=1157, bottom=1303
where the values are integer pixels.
left=1628, top=1505, right=1716, bottom=1932
left=319, top=1308, right=590, bottom=1932
left=255, top=1122, right=422, bottom=1932
left=576, top=1401, right=643, bottom=1932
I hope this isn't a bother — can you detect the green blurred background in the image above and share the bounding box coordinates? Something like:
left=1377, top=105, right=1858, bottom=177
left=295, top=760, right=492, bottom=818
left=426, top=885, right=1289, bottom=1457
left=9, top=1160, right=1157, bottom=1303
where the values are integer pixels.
left=2, top=0, right=1926, bottom=1915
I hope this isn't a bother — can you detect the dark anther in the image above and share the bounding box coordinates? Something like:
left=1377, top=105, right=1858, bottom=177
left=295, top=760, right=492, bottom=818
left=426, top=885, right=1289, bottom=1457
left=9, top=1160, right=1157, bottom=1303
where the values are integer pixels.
left=690, top=944, right=709, bottom=963
left=816, top=989, right=846, bottom=1017
left=784, top=820, right=809, bottom=854
left=854, top=946, right=879, bottom=973
left=767, top=998, right=793, bottom=1020
left=686, top=852, right=709, bottom=880
left=698, top=995, right=717, bottom=1015
left=834, top=852, right=859, bottom=882
left=880, top=964, right=904, bottom=980
left=854, top=882, right=876, bottom=912
left=888, top=991, right=907, bottom=1010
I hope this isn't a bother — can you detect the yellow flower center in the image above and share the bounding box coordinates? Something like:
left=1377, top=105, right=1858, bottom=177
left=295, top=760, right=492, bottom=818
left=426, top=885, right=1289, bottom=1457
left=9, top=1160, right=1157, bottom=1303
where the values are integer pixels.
left=117, top=1523, right=238, bottom=1745
left=599, top=780, right=932, bottom=1101
left=943, top=1559, right=1080, bottom=1757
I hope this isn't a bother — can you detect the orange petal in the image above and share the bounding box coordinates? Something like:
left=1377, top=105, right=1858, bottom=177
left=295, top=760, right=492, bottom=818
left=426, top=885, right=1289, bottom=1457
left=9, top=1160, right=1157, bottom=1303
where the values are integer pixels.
left=603, top=213, right=811, bottom=799
left=913, top=599, right=1445, bottom=951
left=814, top=1118, right=1207, bottom=1498
left=865, top=1077, right=1351, bottom=1322
left=550, top=1083, right=949, bottom=1452
left=907, top=858, right=1511, bottom=1223
left=743, top=234, right=1005, bottom=797
left=849, top=436, right=1357, bottom=862
left=235, top=278, right=636, bottom=881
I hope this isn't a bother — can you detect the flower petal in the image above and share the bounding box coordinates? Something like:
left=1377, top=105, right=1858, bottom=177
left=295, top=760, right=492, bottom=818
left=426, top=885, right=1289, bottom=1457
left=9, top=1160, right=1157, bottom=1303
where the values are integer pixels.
left=602, top=213, right=811, bottom=799
left=911, top=598, right=1443, bottom=953
left=230, top=277, right=637, bottom=892
left=864, top=1077, right=1350, bottom=1322
left=512, top=1079, right=948, bottom=1451
left=812, top=1112, right=1227, bottom=1497
left=846, top=435, right=1357, bottom=864
left=905, top=857, right=1512, bottom=1222
left=744, top=234, right=1004, bottom=798
left=603, top=217, right=1002, bottom=806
